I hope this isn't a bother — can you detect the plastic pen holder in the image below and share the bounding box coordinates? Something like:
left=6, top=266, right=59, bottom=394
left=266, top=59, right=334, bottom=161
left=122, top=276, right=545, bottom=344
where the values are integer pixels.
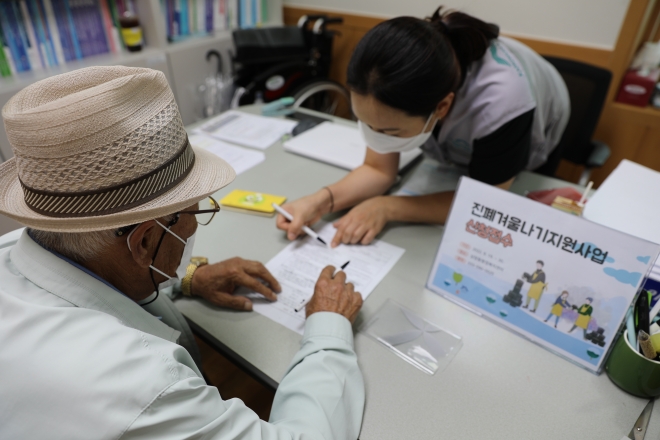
left=605, top=330, right=660, bottom=398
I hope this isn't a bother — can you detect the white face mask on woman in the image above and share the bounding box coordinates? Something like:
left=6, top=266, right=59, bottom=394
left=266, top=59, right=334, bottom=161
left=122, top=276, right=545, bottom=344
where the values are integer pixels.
left=358, top=112, right=437, bottom=154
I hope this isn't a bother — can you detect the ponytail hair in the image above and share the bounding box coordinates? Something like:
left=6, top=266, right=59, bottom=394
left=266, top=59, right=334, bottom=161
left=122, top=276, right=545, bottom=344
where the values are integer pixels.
left=347, top=6, right=499, bottom=117
left=429, top=7, right=499, bottom=85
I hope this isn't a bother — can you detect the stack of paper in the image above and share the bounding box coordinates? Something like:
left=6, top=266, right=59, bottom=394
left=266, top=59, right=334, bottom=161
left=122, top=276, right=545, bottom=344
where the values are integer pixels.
left=283, top=122, right=423, bottom=171
left=189, top=134, right=265, bottom=175
left=194, top=111, right=297, bottom=150
left=583, top=159, right=660, bottom=278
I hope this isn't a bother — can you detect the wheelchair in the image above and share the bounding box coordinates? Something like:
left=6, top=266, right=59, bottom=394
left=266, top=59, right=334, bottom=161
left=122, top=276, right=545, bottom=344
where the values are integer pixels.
left=230, top=15, right=351, bottom=117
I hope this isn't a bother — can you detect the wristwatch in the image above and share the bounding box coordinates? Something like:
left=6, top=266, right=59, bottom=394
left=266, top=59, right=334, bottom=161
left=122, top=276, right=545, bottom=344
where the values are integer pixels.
left=181, top=256, right=209, bottom=297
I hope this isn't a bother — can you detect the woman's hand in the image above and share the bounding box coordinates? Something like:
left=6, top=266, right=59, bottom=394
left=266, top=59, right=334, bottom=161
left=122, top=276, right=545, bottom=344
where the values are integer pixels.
left=331, top=196, right=391, bottom=247
left=275, top=191, right=331, bottom=240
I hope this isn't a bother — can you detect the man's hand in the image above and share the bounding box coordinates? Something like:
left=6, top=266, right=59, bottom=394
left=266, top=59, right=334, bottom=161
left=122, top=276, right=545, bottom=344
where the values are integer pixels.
left=331, top=196, right=390, bottom=247
left=191, top=257, right=281, bottom=311
left=306, top=266, right=363, bottom=323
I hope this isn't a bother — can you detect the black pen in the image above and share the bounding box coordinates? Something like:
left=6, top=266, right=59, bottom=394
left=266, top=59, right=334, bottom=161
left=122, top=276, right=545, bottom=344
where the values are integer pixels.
left=636, top=290, right=651, bottom=337
left=295, top=261, right=350, bottom=313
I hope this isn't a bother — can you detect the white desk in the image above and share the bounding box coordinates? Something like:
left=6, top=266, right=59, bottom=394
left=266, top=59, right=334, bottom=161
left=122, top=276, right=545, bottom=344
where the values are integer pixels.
left=175, top=108, right=660, bottom=439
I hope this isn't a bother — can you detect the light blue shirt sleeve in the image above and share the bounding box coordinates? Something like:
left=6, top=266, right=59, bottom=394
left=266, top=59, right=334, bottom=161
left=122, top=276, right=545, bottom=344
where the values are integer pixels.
left=270, top=312, right=365, bottom=438
left=121, top=312, right=365, bottom=440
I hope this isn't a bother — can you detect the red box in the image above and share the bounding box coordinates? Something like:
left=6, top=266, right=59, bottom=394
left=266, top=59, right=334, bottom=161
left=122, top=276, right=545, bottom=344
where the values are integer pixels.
left=616, top=69, right=660, bottom=107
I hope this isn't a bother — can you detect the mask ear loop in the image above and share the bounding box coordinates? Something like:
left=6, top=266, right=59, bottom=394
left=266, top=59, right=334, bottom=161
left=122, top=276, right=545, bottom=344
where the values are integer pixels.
left=142, top=227, right=169, bottom=306
left=421, top=111, right=437, bottom=135
left=126, top=220, right=180, bottom=307
left=154, top=219, right=187, bottom=245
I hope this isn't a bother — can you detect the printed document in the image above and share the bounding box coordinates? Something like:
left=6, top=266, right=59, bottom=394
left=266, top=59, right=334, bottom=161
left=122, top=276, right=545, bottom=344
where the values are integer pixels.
left=194, top=110, right=296, bottom=150
left=247, top=223, right=405, bottom=334
left=189, top=134, right=264, bottom=175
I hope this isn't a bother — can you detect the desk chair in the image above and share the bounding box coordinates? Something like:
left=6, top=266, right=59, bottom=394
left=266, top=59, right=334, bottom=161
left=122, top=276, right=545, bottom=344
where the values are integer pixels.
left=535, top=57, right=612, bottom=185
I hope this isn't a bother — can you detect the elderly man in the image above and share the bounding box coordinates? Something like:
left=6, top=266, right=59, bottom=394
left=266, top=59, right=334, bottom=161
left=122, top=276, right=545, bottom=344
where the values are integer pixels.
left=0, top=66, right=365, bottom=439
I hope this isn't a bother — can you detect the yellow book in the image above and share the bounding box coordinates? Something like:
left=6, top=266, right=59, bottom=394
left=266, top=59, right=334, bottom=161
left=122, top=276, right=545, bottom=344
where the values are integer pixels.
left=220, top=190, right=287, bottom=217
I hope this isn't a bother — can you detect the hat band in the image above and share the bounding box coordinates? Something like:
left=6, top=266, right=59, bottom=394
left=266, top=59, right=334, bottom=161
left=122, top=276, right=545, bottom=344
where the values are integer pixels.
left=20, top=138, right=196, bottom=218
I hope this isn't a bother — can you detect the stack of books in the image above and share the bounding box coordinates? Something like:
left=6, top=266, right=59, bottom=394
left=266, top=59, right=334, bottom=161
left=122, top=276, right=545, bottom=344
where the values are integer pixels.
left=162, top=0, right=269, bottom=41
left=0, top=0, right=137, bottom=78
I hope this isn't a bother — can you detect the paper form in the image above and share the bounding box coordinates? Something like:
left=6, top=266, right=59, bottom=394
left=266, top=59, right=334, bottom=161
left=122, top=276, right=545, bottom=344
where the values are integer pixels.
left=194, top=110, right=297, bottom=150
left=189, top=134, right=265, bottom=175
left=246, top=223, right=405, bottom=334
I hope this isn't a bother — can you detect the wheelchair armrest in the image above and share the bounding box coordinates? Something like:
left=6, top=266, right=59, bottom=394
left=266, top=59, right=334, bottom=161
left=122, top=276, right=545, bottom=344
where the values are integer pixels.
left=585, top=140, right=611, bottom=168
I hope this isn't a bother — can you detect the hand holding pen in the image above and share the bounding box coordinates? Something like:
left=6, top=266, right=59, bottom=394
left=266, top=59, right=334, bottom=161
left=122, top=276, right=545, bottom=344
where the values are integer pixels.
left=272, top=203, right=330, bottom=248
left=300, top=263, right=362, bottom=322
left=295, top=261, right=350, bottom=313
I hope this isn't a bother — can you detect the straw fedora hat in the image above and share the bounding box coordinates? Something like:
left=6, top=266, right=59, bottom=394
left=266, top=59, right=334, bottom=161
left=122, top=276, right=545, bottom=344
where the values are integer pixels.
left=0, top=66, right=235, bottom=232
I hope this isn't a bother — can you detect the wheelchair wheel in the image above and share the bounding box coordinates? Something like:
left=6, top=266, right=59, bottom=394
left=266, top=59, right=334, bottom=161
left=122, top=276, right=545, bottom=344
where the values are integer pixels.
left=291, top=80, right=353, bottom=119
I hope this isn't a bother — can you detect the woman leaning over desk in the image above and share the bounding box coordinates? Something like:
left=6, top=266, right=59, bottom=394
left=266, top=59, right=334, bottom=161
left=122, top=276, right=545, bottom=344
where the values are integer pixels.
left=276, top=7, right=570, bottom=247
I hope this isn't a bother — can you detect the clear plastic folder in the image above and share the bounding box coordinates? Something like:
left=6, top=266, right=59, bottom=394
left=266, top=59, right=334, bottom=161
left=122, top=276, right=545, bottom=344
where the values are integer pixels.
left=362, top=299, right=462, bottom=375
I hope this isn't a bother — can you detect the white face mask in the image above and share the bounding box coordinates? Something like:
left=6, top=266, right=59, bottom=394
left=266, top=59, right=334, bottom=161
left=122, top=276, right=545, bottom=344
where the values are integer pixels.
left=126, top=220, right=196, bottom=292
left=358, top=112, right=437, bottom=154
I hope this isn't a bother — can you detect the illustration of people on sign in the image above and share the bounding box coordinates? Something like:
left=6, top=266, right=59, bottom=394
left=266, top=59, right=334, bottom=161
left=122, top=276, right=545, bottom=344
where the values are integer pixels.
left=522, top=260, right=547, bottom=313
left=569, top=298, right=594, bottom=339
left=544, top=291, right=572, bottom=328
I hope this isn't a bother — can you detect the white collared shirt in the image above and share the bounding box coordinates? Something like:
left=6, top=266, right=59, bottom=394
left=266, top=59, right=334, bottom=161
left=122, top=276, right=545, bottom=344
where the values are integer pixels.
left=0, top=229, right=365, bottom=439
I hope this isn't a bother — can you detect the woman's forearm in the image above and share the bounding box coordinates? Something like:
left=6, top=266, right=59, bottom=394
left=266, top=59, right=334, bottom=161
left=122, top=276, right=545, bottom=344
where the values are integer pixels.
left=315, top=149, right=400, bottom=214
left=325, top=164, right=396, bottom=212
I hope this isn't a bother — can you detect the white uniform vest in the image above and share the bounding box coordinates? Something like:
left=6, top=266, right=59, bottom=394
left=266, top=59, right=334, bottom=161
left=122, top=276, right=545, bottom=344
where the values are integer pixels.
left=422, top=36, right=570, bottom=170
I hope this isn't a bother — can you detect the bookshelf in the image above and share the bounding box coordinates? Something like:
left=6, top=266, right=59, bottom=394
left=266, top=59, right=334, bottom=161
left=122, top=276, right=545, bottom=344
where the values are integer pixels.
left=0, top=0, right=284, bottom=161
left=0, top=46, right=170, bottom=94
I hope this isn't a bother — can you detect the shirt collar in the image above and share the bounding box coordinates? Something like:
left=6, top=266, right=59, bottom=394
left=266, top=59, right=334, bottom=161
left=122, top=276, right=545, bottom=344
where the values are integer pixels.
left=27, top=230, right=126, bottom=297
left=10, top=230, right=180, bottom=344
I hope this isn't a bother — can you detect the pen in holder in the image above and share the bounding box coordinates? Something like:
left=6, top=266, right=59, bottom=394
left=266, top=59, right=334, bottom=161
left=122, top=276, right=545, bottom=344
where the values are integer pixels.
left=605, top=329, right=660, bottom=398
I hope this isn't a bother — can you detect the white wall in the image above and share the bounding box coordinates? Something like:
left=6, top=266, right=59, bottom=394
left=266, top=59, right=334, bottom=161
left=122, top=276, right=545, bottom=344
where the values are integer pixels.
left=285, top=0, right=631, bottom=49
